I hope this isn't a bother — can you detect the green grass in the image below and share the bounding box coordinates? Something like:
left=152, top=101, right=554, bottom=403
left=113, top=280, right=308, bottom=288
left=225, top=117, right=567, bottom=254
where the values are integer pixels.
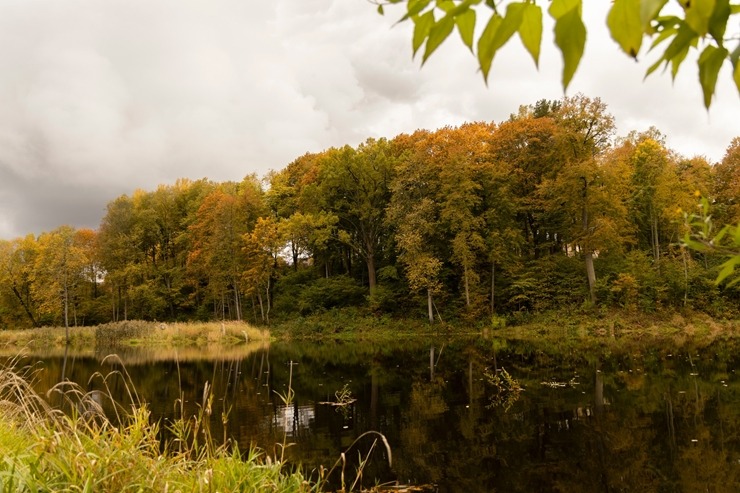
left=268, top=307, right=476, bottom=341
left=0, top=362, right=312, bottom=492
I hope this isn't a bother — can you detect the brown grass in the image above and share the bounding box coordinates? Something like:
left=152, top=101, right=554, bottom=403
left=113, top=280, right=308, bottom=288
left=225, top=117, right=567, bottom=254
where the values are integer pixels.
left=0, top=321, right=269, bottom=353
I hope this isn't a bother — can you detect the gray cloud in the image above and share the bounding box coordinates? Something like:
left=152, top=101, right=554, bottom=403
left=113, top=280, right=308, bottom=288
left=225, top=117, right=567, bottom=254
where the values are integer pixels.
left=0, top=0, right=737, bottom=239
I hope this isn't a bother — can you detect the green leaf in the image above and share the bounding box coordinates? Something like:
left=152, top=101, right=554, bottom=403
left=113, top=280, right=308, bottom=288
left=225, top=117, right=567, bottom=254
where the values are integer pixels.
left=408, top=0, right=432, bottom=17
left=456, top=9, right=477, bottom=51
left=478, top=13, right=503, bottom=82
left=708, top=0, right=731, bottom=45
left=608, top=0, right=643, bottom=58
left=645, top=56, right=665, bottom=78
left=518, top=3, right=542, bottom=67
left=553, top=7, right=586, bottom=90
left=413, top=11, right=436, bottom=56
left=377, top=4, right=384, bottom=15
left=436, top=0, right=455, bottom=13
left=684, top=0, right=716, bottom=36
left=661, top=21, right=695, bottom=61
left=640, top=0, right=668, bottom=30
left=423, top=14, right=455, bottom=64
left=646, top=22, right=697, bottom=80
left=648, top=23, right=678, bottom=51
left=669, top=33, right=698, bottom=81
left=698, top=44, right=728, bottom=108
left=548, top=0, right=581, bottom=19
left=492, top=2, right=526, bottom=52
left=734, top=51, right=740, bottom=96
left=716, top=256, right=740, bottom=285
left=398, top=0, right=432, bottom=23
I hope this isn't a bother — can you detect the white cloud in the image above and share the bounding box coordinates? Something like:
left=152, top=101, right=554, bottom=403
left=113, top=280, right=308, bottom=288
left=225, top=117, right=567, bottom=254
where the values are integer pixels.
left=0, top=0, right=737, bottom=239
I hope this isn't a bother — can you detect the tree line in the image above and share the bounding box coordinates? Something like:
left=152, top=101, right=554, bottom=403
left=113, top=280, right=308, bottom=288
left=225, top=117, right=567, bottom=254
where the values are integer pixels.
left=1, top=94, right=738, bottom=329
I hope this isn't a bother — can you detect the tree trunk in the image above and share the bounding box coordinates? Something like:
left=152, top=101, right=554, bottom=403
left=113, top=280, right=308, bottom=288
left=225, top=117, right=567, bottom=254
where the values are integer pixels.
left=63, top=272, right=69, bottom=344
left=490, top=262, right=495, bottom=315
left=463, top=264, right=470, bottom=306
left=585, top=251, right=597, bottom=304
left=10, top=285, right=38, bottom=327
left=682, top=247, right=689, bottom=306
left=429, top=346, right=435, bottom=381
left=468, top=358, right=474, bottom=408
left=582, top=178, right=597, bottom=305
left=233, top=283, right=242, bottom=321
left=257, top=294, right=265, bottom=323
left=265, top=278, right=271, bottom=325
left=367, top=252, right=377, bottom=292
left=650, top=207, right=660, bottom=260
left=427, top=288, right=434, bottom=324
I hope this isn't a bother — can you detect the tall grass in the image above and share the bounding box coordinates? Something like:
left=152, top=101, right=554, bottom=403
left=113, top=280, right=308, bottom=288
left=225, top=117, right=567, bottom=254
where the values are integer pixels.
left=0, top=357, right=311, bottom=492
left=0, top=320, right=267, bottom=352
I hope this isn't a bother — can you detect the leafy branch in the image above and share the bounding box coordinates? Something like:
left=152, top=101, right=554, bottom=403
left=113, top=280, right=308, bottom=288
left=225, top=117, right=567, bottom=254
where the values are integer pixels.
left=682, top=197, right=740, bottom=286
left=373, top=0, right=740, bottom=107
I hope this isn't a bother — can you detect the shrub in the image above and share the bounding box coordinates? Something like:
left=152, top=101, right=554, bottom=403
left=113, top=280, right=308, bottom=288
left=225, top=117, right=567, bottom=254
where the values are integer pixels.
left=296, top=276, right=367, bottom=315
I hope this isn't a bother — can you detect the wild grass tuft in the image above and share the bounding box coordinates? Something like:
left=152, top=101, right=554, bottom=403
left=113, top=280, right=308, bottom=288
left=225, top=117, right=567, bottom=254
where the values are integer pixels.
left=0, top=358, right=312, bottom=492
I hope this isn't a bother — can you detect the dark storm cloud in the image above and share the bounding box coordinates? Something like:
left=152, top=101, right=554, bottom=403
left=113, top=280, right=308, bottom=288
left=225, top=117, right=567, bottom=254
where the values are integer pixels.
left=0, top=164, right=124, bottom=236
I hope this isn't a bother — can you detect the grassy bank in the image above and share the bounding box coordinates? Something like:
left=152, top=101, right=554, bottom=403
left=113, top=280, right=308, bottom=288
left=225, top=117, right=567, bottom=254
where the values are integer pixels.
left=267, top=306, right=740, bottom=345
left=0, top=320, right=269, bottom=352
left=268, top=307, right=477, bottom=341
left=493, top=308, right=740, bottom=344
left=2, top=308, right=738, bottom=350
left=0, top=363, right=311, bottom=492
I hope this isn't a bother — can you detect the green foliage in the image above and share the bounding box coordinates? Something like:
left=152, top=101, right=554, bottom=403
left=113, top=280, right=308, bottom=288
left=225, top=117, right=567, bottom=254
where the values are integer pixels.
left=376, top=0, right=740, bottom=107
left=0, top=95, right=737, bottom=331
left=95, top=320, right=153, bottom=348
left=296, top=276, right=367, bottom=315
left=683, top=196, right=740, bottom=287
left=484, top=367, right=523, bottom=411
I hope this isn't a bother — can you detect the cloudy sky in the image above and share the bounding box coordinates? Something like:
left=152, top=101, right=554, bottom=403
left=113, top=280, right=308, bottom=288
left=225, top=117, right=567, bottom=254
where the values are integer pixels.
left=0, top=0, right=738, bottom=239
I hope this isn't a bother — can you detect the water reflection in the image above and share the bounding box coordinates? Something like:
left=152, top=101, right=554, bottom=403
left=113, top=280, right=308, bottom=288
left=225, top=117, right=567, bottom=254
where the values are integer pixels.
left=6, top=336, right=740, bottom=492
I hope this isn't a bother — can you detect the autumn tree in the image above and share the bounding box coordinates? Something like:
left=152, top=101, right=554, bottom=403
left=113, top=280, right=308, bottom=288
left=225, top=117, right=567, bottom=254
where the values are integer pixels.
left=389, top=130, right=446, bottom=322
left=98, top=194, right=140, bottom=321
left=629, top=137, right=677, bottom=261
left=33, top=226, right=88, bottom=342
left=317, top=139, right=397, bottom=292
left=550, top=95, right=619, bottom=304
left=713, top=137, right=740, bottom=226
left=0, top=235, right=40, bottom=327
left=490, top=112, right=564, bottom=260
left=242, top=216, right=283, bottom=323
left=188, top=177, right=265, bottom=321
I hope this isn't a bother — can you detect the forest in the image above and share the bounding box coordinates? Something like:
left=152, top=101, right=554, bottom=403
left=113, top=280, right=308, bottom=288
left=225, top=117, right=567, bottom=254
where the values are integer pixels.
left=1, top=94, right=738, bottom=329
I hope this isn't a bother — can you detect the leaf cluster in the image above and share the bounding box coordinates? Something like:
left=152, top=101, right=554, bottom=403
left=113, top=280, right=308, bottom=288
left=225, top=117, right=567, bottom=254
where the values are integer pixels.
left=376, top=0, right=740, bottom=107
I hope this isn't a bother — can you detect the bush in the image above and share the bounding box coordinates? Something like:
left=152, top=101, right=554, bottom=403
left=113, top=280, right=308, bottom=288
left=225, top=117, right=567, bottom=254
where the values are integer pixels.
left=297, top=276, right=367, bottom=315
left=95, top=320, right=153, bottom=348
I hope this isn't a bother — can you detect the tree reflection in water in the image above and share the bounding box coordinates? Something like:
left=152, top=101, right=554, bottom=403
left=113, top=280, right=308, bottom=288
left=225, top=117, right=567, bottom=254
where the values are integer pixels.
left=8, top=336, right=740, bottom=492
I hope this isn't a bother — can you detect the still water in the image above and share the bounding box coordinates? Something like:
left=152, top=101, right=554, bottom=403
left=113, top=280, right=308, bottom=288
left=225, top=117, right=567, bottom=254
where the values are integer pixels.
left=13, top=335, right=740, bottom=492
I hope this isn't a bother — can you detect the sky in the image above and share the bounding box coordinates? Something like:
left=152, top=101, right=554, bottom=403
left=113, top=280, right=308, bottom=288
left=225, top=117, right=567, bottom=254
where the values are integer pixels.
left=0, top=0, right=738, bottom=239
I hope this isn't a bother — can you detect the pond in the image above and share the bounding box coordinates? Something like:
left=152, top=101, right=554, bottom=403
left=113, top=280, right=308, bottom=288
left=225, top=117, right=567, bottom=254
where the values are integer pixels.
left=9, top=334, right=740, bottom=492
